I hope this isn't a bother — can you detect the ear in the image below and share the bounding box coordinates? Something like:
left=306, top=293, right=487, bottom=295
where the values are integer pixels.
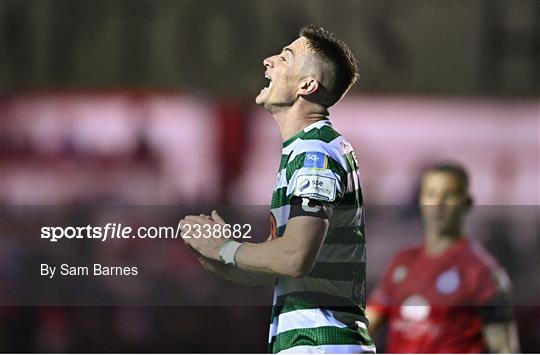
left=297, top=77, right=319, bottom=96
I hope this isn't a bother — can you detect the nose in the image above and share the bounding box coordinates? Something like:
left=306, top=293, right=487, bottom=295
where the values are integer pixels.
left=422, top=193, right=445, bottom=206
left=263, top=56, right=274, bottom=68
left=432, top=195, right=446, bottom=206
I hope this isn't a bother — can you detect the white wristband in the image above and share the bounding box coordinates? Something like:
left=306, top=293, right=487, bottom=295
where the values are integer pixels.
left=219, top=240, right=242, bottom=266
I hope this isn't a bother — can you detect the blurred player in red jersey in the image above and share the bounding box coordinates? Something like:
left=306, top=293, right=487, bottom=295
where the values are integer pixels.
left=366, top=163, right=520, bottom=353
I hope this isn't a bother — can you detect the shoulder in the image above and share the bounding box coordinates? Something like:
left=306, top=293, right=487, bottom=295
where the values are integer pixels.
left=460, top=238, right=499, bottom=271
left=288, top=129, right=345, bottom=159
left=288, top=130, right=354, bottom=173
left=461, top=238, right=511, bottom=289
left=302, top=123, right=342, bottom=143
left=460, top=238, right=513, bottom=302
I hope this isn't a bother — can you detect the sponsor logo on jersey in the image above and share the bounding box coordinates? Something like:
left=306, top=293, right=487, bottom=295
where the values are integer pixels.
left=392, top=265, right=408, bottom=283
left=400, top=294, right=431, bottom=321
left=436, top=268, right=461, bottom=294
left=299, top=179, right=310, bottom=192
left=294, top=174, right=337, bottom=201
left=303, top=151, right=327, bottom=170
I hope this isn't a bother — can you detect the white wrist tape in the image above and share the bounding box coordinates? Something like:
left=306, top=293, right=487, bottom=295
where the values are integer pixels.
left=219, top=240, right=242, bottom=266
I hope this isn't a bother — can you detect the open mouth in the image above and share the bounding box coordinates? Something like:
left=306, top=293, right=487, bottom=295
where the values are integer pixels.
left=263, top=73, right=272, bottom=89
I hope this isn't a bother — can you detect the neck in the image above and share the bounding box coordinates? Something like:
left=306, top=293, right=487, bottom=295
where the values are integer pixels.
left=424, top=228, right=462, bottom=256
left=271, top=101, right=328, bottom=142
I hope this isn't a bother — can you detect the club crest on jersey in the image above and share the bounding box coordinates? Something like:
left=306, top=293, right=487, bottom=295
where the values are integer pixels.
left=303, top=151, right=327, bottom=170
left=436, top=268, right=461, bottom=294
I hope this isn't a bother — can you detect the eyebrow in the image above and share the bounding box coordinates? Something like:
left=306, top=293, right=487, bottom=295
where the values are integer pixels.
left=283, top=47, right=294, bottom=56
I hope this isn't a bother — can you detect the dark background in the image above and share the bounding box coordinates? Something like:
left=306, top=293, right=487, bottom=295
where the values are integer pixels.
left=2, top=0, right=539, bottom=95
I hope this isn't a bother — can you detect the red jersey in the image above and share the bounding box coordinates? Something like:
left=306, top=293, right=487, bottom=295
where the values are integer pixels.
left=368, top=238, right=512, bottom=353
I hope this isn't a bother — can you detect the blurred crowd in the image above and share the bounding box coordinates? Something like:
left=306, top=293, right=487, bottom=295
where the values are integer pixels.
left=1, top=92, right=539, bottom=352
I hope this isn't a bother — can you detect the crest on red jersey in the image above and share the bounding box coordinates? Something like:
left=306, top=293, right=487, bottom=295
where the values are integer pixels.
left=436, top=268, right=461, bottom=294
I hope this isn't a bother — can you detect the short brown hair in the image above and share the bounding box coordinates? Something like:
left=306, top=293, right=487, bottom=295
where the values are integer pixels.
left=299, top=24, right=358, bottom=106
left=425, top=162, right=470, bottom=193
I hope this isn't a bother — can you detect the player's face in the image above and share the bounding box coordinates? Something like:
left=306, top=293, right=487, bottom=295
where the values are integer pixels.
left=419, top=172, right=470, bottom=234
left=255, top=37, right=312, bottom=110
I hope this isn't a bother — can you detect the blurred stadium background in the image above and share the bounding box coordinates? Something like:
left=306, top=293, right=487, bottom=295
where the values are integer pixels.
left=1, top=0, right=539, bottom=352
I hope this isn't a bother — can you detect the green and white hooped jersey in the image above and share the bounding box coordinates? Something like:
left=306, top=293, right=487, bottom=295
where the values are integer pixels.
left=268, top=120, right=375, bottom=354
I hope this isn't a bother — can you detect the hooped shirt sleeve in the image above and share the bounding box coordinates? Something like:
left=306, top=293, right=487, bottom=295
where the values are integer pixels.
left=285, top=143, right=347, bottom=220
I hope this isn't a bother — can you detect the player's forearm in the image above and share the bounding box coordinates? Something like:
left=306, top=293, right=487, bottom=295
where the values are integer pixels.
left=235, top=239, right=314, bottom=279
left=183, top=214, right=326, bottom=280
left=197, top=256, right=275, bottom=286
left=234, top=217, right=326, bottom=278
left=211, top=266, right=275, bottom=286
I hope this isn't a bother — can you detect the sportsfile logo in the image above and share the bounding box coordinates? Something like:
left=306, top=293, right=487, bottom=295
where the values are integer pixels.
left=41, top=222, right=253, bottom=243
left=40, top=223, right=183, bottom=243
